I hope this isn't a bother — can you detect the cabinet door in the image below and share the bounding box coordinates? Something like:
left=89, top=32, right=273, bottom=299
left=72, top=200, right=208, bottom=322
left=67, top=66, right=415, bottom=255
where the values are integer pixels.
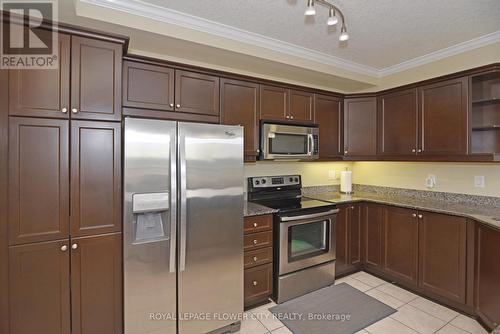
left=260, top=85, right=288, bottom=121
left=9, top=240, right=70, bottom=334
left=418, top=211, right=466, bottom=303
left=221, top=78, right=259, bottom=158
left=289, top=90, right=314, bottom=123
left=71, top=121, right=121, bottom=237
left=71, top=233, right=122, bottom=334
left=9, top=33, right=70, bottom=118
left=344, top=97, right=377, bottom=156
left=378, top=88, right=418, bottom=155
left=383, top=206, right=418, bottom=285
left=475, top=224, right=500, bottom=329
left=363, top=203, right=384, bottom=269
left=315, top=94, right=342, bottom=158
left=71, top=37, right=122, bottom=121
left=123, top=60, right=174, bottom=111
left=8, top=117, right=69, bottom=245
left=336, top=205, right=349, bottom=276
left=349, top=204, right=362, bottom=267
left=175, top=70, right=220, bottom=116
left=418, top=77, right=468, bottom=155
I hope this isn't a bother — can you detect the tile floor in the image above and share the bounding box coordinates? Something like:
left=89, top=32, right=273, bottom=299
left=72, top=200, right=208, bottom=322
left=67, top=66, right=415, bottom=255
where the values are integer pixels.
left=237, top=271, right=488, bottom=334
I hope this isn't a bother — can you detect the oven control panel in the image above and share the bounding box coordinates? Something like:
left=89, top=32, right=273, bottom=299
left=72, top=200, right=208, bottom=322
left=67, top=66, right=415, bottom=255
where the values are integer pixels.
left=249, top=175, right=301, bottom=188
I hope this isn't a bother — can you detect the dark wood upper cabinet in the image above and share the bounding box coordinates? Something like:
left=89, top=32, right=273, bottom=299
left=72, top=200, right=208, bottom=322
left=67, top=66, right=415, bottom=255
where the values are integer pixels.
left=378, top=88, right=418, bottom=155
left=418, top=211, right=466, bottom=303
left=418, top=77, right=468, bottom=155
left=71, top=37, right=122, bottom=121
left=344, top=97, right=377, bottom=156
left=475, top=224, right=500, bottom=329
left=123, top=60, right=175, bottom=111
left=9, top=240, right=70, bottom=334
left=289, top=90, right=314, bottom=123
left=71, top=233, right=122, bottom=334
left=363, top=203, right=384, bottom=269
left=175, top=70, right=220, bottom=116
left=70, top=121, right=121, bottom=237
left=315, top=94, right=342, bottom=158
left=220, top=78, right=260, bottom=158
left=8, top=117, right=69, bottom=245
left=383, top=206, right=418, bottom=286
left=260, top=85, right=288, bottom=121
left=8, top=33, right=70, bottom=119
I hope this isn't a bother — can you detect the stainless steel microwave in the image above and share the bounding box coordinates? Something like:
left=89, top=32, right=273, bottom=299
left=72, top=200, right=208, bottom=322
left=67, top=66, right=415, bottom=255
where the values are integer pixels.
left=260, top=123, right=319, bottom=160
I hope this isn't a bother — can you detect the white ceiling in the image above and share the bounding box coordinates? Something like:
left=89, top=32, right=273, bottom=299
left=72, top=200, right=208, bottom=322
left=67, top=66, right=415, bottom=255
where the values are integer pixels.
left=131, top=0, right=500, bottom=70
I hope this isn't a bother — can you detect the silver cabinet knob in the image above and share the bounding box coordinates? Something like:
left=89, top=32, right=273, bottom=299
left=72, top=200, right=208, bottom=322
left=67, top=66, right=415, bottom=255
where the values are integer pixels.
left=418, top=149, right=422, bottom=153
left=418, top=214, right=423, bottom=219
left=412, top=213, right=417, bottom=218
left=253, top=256, right=258, bottom=262
left=253, top=240, right=258, bottom=245
left=285, top=115, right=290, bottom=119
left=290, top=116, right=294, bottom=119
left=71, top=243, right=78, bottom=250
left=350, top=206, right=355, bottom=210
left=176, top=104, right=181, bottom=108
left=253, top=223, right=258, bottom=228
left=256, top=149, right=260, bottom=153
left=252, top=281, right=258, bottom=286
left=344, top=150, right=348, bottom=154
left=169, top=103, right=174, bottom=108
left=61, top=107, right=68, bottom=114
left=61, top=245, right=68, bottom=252
left=412, top=149, right=416, bottom=153
left=71, top=108, right=78, bottom=114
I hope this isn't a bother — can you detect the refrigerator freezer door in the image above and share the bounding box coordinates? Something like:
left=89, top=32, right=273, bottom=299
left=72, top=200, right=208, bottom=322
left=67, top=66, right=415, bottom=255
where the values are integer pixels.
left=178, top=123, right=244, bottom=334
left=124, top=118, right=177, bottom=334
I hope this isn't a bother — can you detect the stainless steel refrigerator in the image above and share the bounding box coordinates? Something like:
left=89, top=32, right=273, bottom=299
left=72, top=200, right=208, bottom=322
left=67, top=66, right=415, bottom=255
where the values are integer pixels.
left=123, top=118, right=244, bottom=334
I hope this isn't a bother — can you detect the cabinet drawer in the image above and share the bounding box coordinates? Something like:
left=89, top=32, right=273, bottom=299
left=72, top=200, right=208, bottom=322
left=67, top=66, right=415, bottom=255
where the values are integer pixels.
left=244, top=247, right=272, bottom=269
left=244, top=215, right=273, bottom=235
left=244, top=231, right=272, bottom=251
left=244, top=263, right=273, bottom=307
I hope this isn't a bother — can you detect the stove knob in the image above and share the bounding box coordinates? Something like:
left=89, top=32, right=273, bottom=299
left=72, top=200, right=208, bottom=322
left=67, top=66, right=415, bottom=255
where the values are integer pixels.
left=255, top=180, right=260, bottom=185
left=289, top=177, right=293, bottom=182
left=261, top=179, right=266, bottom=184
left=294, top=177, right=299, bottom=182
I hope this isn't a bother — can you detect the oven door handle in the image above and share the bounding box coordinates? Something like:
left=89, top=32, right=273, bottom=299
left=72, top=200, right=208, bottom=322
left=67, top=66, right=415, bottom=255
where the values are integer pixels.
left=279, top=209, right=339, bottom=222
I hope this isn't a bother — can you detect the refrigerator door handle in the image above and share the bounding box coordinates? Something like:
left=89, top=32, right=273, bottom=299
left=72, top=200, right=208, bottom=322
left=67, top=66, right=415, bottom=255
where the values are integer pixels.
left=179, top=132, right=187, bottom=272
left=169, top=128, right=178, bottom=274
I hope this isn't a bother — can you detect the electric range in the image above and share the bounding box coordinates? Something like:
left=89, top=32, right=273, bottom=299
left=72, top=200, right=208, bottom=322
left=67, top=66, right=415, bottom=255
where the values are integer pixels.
left=247, top=175, right=338, bottom=303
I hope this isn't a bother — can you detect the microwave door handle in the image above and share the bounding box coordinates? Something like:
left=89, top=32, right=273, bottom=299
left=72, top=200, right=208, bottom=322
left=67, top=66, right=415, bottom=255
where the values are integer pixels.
left=308, top=134, right=314, bottom=156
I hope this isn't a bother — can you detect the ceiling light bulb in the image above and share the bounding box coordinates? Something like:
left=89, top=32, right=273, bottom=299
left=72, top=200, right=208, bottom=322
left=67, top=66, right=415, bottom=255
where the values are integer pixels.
left=327, top=7, right=338, bottom=26
left=339, top=27, right=349, bottom=41
left=305, top=0, right=316, bottom=16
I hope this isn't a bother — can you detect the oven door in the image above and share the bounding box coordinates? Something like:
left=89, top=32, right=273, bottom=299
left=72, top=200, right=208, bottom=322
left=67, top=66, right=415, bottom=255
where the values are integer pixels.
left=261, top=123, right=318, bottom=160
left=278, top=209, right=337, bottom=275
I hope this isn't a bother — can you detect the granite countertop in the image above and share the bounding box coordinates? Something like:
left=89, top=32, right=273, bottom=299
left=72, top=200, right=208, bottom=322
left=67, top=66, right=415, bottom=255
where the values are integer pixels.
left=244, top=201, right=278, bottom=217
left=305, top=191, right=500, bottom=230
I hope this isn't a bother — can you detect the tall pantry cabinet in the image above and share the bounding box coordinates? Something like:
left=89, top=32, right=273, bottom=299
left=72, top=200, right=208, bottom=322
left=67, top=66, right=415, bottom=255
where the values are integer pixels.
left=2, top=29, right=125, bottom=334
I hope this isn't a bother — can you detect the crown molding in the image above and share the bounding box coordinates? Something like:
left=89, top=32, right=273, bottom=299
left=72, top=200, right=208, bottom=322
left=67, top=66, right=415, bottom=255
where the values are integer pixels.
left=80, top=0, right=500, bottom=78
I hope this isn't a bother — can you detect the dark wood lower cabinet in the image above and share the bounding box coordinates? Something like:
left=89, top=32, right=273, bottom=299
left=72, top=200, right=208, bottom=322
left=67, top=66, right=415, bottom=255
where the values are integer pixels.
left=382, top=206, right=419, bottom=286
left=244, top=215, right=273, bottom=308
left=418, top=212, right=467, bottom=303
left=336, top=203, right=362, bottom=276
left=475, top=224, right=500, bottom=329
left=71, top=233, right=123, bottom=334
left=9, top=240, right=71, bottom=334
left=363, top=203, right=384, bottom=269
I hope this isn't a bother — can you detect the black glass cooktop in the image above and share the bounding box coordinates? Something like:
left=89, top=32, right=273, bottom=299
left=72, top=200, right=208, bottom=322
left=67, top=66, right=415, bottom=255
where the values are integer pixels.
left=251, top=197, right=335, bottom=214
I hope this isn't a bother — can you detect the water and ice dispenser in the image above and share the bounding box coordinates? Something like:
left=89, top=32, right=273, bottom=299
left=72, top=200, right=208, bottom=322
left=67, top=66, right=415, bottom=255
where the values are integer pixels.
left=132, top=192, right=170, bottom=243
